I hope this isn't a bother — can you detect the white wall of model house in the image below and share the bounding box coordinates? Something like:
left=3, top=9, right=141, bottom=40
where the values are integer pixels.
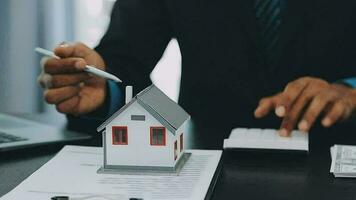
left=105, top=101, right=185, bottom=167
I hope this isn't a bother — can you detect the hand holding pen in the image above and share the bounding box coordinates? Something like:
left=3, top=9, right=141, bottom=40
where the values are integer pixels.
left=36, top=42, right=117, bottom=115
left=35, top=47, right=121, bottom=83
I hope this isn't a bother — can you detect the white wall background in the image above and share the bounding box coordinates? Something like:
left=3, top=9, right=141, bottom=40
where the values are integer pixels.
left=0, top=0, right=74, bottom=120
left=0, top=0, right=39, bottom=114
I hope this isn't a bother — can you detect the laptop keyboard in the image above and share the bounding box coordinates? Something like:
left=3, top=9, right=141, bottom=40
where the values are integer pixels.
left=0, top=131, right=28, bottom=144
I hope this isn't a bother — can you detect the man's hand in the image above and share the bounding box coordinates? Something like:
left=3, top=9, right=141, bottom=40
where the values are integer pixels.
left=254, top=77, right=356, bottom=136
left=37, top=42, right=107, bottom=115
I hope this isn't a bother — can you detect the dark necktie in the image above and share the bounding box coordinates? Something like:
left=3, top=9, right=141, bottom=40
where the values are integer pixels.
left=255, top=0, right=282, bottom=65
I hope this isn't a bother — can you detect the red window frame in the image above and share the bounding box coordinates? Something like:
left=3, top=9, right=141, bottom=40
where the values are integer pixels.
left=180, top=133, right=183, bottom=152
left=150, top=127, right=166, bottom=146
left=174, top=140, right=178, bottom=160
left=112, top=126, right=128, bottom=145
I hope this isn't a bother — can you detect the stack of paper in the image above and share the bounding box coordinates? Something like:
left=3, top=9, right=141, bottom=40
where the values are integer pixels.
left=223, top=128, right=309, bottom=152
left=330, top=145, right=356, bottom=178
left=1, top=146, right=222, bottom=200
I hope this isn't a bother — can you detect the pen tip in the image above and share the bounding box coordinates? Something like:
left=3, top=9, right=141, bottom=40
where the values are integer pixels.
left=114, top=78, right=122, bottom=83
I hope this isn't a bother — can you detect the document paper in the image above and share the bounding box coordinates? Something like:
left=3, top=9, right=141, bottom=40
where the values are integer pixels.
left=1, top=145, right=222, bottom=200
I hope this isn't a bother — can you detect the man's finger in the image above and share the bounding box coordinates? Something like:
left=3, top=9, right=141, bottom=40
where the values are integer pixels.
left=322, top=101, right=346, bottom=127
left=275, top=80, right=308, bottom=117
left=56, top=96, right=80, bottom=114
left=44, top=57, right=86, bottom=74
left=40, top=56, right=50, bottom=70
left=279, top=89, right=313, bottom=136
left=50, top=73, right=91, bottom=88
left=37, top=73, right=53, bottom=89
left=54, top=42, right=91, bottom=58
left=254, top=97, right=276, bottom=118
left=298, top=93, right=331, bottom=132
left=44, top=86, right=80, bottom=105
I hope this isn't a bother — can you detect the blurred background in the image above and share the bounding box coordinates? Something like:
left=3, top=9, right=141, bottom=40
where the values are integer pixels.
left=0, top=0, right=181, bottom=124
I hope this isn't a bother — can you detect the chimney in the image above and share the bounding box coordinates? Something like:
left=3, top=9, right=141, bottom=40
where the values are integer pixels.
left=125, top=86, right=133, bottom=104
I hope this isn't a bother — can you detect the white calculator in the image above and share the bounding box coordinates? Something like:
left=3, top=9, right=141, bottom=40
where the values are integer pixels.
left=223, top=128, right=309, bottom=152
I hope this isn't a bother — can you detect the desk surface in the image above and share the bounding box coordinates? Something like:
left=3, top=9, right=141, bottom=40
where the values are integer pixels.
left=1, top=114, right=356, bottom=200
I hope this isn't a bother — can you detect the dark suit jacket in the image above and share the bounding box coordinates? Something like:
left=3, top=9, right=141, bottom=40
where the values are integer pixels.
left=69, top=0, right=356, bottom=144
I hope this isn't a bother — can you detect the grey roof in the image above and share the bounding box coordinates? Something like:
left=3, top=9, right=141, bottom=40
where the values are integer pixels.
left=97, top=85, right=190, bottom=133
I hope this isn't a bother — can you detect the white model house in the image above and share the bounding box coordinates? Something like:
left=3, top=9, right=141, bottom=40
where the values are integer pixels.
left=97, top=85, right=191, bottom=173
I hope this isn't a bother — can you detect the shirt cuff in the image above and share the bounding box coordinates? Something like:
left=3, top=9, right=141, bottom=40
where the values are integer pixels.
left=107, top=80, right=124, bottom=116
left=338, top=78, right=356, bottom=88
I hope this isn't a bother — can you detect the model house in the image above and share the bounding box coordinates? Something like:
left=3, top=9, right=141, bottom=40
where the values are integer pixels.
left=97, top=84, right=191, bottom=173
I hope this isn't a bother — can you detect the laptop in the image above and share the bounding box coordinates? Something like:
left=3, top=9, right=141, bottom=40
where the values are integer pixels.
left=0, top=113, right=91, bottom=152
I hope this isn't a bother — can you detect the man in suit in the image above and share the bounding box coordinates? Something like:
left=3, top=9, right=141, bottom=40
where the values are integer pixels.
left=38, top=0, right=356, bottom=143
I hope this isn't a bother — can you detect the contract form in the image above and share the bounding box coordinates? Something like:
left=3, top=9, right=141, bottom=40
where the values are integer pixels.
left=1, top=146, right=222, bottom=200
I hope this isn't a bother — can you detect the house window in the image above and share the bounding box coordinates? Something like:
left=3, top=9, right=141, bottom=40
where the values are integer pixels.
left=150, top=127, right=166, bottom=146
left=180, top=134, right=183, bottom=152
left=131, top=115, right=145, bottom=121
left=112, top=126, right=128, bottom=145
left=174, top=140, right=178, bottom=160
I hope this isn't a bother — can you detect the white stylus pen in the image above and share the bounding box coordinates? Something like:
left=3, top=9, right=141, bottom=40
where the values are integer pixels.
left=35, top=47, right=122, bottom=83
